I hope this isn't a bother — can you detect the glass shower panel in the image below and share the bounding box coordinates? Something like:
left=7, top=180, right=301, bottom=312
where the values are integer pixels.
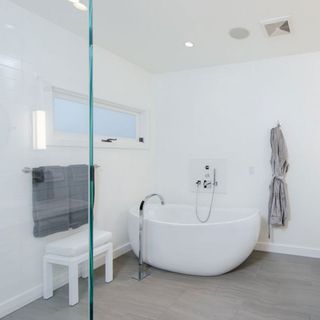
left=0, top=1, right=90, bottom=319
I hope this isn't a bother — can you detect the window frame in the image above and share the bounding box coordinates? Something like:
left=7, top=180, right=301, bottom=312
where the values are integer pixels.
left=45, top=87, right=149, bottom=150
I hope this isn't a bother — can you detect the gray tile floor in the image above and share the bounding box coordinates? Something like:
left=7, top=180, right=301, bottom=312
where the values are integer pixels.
left=3, top=251, right=320, bottom=320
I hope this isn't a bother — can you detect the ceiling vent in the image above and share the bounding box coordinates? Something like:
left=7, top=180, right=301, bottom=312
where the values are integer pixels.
left=261, top=17, right=291, bottom=37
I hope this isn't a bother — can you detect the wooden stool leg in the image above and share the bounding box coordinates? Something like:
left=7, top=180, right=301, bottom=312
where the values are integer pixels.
left=68, top=263, right=79, bottom=306
left=43, top=257, right=53, bottom=299
left=105, top=243, right=113, bottom=283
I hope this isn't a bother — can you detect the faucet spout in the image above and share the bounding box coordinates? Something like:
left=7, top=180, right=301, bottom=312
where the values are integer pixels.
left=140, top=193, right=165, bottom=212
left=133, top=193, right=165, bottom=281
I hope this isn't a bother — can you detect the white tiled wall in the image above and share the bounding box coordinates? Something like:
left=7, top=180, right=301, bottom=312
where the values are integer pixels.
left=153, top=51, right=320, bottom=256
left=0, top=1, right=154, bottom=316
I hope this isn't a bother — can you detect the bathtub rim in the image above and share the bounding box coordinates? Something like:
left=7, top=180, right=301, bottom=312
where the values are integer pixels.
left=129, top=204, right=260, bottom=227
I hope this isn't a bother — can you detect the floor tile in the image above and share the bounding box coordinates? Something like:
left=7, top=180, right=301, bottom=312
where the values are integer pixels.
left=2, top=250, right=318, bottom=320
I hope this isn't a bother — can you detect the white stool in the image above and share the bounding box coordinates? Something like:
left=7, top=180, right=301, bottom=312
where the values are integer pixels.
left=43, top=229, right=113, bottom=306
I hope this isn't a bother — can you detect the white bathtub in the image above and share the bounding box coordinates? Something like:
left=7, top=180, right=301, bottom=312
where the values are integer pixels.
left=128, top=204, right=260, bottom=276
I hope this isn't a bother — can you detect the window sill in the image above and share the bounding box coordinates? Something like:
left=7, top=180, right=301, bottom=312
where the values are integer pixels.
left=47, top=138, right=149, bottom=150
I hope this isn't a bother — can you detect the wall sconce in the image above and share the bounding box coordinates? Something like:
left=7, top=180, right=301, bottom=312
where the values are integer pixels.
left=33, top=110, right=47, bottom=150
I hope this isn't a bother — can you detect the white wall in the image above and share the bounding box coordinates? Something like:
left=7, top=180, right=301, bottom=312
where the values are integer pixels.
left=2, top=0, right=320, bottom=317
left=93, top=47, right=154, bottom=252
left=0, top=0, right=153, bottom=316
left=153, top=52, right=320, bottom=257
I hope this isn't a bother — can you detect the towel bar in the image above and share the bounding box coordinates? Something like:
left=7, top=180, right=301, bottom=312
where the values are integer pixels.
left=22, top=164, right=100, bottom=173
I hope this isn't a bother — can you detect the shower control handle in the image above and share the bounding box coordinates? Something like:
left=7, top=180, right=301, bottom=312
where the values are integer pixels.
left=203, top=180, right=212, bottom=188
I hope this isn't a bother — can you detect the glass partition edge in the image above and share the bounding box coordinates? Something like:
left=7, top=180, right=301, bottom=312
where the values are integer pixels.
left=88, top=0, right=94, bottom=319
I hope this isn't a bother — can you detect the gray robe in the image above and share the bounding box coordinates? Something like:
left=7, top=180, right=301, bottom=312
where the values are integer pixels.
left=268, top=126, right=289, bottom=238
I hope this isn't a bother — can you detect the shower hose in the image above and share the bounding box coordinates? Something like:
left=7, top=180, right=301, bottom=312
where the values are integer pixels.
left=195, top=172, right=216, bottom=223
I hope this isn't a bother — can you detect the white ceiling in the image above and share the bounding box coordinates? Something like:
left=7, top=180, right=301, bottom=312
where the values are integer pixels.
left=10, top=0, right=320, bottom=73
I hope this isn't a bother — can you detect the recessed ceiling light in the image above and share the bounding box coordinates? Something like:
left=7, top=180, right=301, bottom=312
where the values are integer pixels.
left=73, top=2, right=88, bottom=11
left=185, top=41, right=195, bottom=48
left=229, top=27, right=250, bottom=40
left=69, top=0, right=79, bottom=3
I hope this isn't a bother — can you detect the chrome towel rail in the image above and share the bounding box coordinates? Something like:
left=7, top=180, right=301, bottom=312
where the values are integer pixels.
left=22, top=164, right=100, bottom=173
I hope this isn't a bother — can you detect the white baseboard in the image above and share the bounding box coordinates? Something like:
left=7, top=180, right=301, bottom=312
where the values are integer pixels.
left=113, top=242, right=131, bottom=259
left=94, top=242, right=131, bottom=269
left=0, top=273, right=68, bottom=319
left=255, top=242, right=320, bottom=259
left=0, top=285, right=42, bottom=319
left=0, top=243, right=132, bottom=319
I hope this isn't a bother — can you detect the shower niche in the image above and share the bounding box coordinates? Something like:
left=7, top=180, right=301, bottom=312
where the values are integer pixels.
left=189, top=158, right=227, bottom=193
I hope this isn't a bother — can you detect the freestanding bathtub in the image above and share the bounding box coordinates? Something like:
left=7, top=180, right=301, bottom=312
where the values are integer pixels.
left=128, top=204, right=260, bottom=276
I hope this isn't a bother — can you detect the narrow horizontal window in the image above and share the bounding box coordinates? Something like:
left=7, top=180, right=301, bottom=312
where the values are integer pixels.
left=48, top=88, right=147, bottom=149
left=94, top=105, right=136, bottom=139
left=53, top=97, right=88, bottom=134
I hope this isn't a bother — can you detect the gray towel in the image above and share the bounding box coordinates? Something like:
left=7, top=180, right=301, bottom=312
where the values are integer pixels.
left=68, top=164, right=88, bottom=229
left=32, top=165, right=89, bottom=237
left=268, top=126, right=290, bottom=238
left=32, top=166, right=70, bottom=237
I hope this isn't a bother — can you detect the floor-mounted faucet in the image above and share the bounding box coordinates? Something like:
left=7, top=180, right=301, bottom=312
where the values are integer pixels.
left=132, top=193, right=165, bottom=281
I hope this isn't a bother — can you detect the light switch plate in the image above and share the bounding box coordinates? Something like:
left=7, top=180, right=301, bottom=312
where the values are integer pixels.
left=189, top=158, right=227, bottom=193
